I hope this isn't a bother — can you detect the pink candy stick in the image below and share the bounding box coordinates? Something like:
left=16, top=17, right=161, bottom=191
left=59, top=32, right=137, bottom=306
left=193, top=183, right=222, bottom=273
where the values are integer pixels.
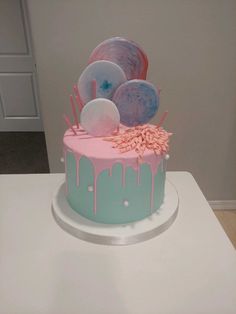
left=73, top=84, right=83, bottom=110
left=156, top=111, right=168, bottom=128
left=69, top=95, right=79, bottom=128
left=75, top=95, right=83, bottom=112
left=157, top=87, right=162, bottom=96
left=92, top=79, right=97, bottom=99
left=73, top=84, right=79, bottom=96
left=63, top=114, right=77, bottom=135
left=112, top=124, right=120, bottom=135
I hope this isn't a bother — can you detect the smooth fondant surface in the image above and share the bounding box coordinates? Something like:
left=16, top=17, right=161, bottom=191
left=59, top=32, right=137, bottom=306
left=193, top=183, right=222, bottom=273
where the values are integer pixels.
left=65, top=152, right=165, bottom=224
left=52, top=179, right=178, bottom=245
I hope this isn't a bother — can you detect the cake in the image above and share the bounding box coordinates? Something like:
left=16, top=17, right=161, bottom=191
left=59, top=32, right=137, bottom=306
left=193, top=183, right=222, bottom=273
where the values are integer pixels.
left=63, top=37, right=171, bottom=224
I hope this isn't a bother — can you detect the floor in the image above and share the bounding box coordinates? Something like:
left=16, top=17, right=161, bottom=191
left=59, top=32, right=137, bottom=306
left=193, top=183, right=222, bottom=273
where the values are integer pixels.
left=214, top=210, right=236, bottom=249
left=0, top=132, right=235, bottom=249
left=0, top=132, right=49, bottom=174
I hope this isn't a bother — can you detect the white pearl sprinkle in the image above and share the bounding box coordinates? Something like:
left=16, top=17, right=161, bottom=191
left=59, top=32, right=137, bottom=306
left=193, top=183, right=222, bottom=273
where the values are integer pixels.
left=60, top=157, right=64, bottom=163
left=165, top=154, right=170, bottom=160
left=88, top=185, right=94, bottom=192
left=124, top=200, right=129, bottom=207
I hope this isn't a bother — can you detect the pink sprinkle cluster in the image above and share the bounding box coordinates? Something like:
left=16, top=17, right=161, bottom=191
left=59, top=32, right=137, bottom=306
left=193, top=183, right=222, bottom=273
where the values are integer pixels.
left=104, top=125, right=172, bottom=162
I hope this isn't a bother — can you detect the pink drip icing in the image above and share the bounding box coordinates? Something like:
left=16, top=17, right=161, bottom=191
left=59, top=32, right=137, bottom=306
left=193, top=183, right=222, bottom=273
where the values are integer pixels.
left=150, top=172, right=155, bottom=211
left=148, top=159, right=161, bottom=211
left=64, top=146, right=161, bottom=213
left=76, top=157, right=80, bottom=186
left=64, top=148, right=68, bottom=195
left=137, top=162, right=140, bottom=185
left=91, top=159, right=119, bottom=213
left=122, top=163, right=126, bottom=187
left=93, top=175, right=97, bottom=214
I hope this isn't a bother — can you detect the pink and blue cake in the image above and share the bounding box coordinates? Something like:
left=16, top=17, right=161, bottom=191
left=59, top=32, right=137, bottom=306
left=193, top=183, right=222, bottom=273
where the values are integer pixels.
left=63, top=37, right=172, bottom=224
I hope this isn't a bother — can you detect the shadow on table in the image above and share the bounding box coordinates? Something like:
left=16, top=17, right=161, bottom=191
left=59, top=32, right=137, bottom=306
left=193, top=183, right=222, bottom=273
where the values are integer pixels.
left=50, top=249, right=128, bottom=314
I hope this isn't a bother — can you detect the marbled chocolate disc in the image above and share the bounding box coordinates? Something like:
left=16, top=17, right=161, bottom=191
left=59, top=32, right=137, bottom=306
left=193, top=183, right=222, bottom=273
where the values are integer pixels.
left=78, top=60, right=127, bottom=104
left=88, top=37, right=148, bottom=80
left=112, top=80, right=159, bottom=127
left=80, top=98, right=120, bottom=137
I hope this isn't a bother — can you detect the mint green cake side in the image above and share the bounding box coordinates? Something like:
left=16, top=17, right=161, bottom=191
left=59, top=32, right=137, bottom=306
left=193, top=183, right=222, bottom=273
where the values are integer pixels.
left=66, top=152, right=166, bottom=224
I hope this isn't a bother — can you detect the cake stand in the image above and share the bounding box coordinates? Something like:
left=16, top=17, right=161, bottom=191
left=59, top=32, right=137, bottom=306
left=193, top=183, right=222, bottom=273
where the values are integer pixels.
left=52, top=180, right=179, bottom=245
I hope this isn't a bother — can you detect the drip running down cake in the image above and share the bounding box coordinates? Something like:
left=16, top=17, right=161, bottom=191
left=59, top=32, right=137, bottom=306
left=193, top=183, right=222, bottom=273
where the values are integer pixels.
left=63, top=37, right=172, bottom=224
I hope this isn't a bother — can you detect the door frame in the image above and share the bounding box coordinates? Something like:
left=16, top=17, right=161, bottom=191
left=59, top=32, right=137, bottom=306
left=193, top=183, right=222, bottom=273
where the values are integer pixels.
left=0, top=0, right=43, bottom=131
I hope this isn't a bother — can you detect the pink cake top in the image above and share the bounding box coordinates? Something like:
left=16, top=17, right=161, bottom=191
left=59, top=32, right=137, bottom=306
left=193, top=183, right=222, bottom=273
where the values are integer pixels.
left=63, top=125, right=155, bottom=161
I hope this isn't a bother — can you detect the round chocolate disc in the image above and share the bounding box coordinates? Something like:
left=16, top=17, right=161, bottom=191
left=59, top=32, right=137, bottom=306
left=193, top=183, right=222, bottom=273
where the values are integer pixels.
left=78, top=60, right=127, bottom=105
left=112, top=80, right=159, bottom=127
left=80, top=98, right=120, bottom=137
left=88, top=37, right=148, bottom=80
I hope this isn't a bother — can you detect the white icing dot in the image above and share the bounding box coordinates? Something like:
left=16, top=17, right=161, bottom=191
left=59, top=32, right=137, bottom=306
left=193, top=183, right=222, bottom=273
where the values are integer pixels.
left=60, top=157, right=64, bottom=163
left=124, top=200, right=129, bottom=207
left=165, top=154, right=170, bottom=160
left=88, top=185, right=94, bottom=192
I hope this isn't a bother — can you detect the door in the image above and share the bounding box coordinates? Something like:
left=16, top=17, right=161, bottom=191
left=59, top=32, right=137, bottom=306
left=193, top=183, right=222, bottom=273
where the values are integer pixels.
left=0, top=0, right=42, bottom=131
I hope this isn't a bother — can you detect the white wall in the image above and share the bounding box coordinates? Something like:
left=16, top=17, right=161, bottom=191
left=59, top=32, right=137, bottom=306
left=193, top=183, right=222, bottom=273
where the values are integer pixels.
left=27, top=0, right=236, bottom=201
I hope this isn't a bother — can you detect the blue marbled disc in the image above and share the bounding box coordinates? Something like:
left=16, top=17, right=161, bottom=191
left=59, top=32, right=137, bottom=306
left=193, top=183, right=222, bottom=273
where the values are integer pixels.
left=112, top=80, right=159, bottom=126
left=78, top=60, right=127, bottom=104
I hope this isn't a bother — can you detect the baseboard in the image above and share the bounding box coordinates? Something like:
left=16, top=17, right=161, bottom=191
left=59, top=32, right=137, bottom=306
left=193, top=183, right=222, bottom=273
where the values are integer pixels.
left=209, top=200, right=236, bottom=210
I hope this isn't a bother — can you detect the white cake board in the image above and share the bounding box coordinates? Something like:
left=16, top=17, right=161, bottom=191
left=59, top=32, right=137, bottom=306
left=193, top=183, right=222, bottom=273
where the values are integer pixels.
left=52, top=180, right=179, bottom=246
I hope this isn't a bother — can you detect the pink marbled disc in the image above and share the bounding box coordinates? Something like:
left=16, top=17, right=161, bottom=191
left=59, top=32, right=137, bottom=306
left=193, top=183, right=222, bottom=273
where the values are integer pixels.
left=88, top=37, right=148, bottom=80
left=80, top=98, right=120, bottom=137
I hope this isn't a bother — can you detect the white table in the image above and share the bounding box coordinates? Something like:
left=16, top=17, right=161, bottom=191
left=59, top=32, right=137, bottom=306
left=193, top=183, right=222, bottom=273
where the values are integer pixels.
left=0, top=172, right=236, bottom=314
